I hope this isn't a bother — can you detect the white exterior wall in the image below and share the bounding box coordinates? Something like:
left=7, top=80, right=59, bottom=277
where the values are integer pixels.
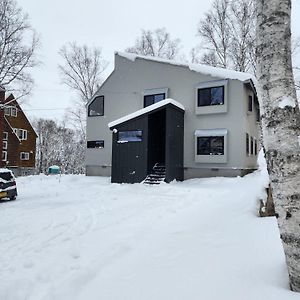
left=86, top=54, right=259, bottom=178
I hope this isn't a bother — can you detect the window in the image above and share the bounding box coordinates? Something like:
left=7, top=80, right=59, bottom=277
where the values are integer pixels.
left=11, top=107, right=17, bottom=117
left=144, top=93, right=165, bottom=107
left=2, top=151, right=7, bottom=161
left=87, top=140, right=104, bottom=148
left=3, top=132, right=8, bottom=140
left=88, top=96, right=104, bottom=116
left=20, top=152, right=29, bottom=160
left=248, top=95, right=253, bottom=112
left=198, top=86, right=224, bottom=107
left=4, top=107, right=10, bottom=116
left=197, top=136, right=224, bottom=155
left=250, top=137, right=254, bottom=155
left=256, top=106, right=260, bottom=122
left=2, top=141, right=7, bottom=150
left=13, top=128, right=27, bottom=140
left=118, top=130, right=142, bottom=143
left=254, top=138, right=258, bottom=156
left=246, top=133, right=250, bottom=156
left=195, top=129, right=228, bottom=163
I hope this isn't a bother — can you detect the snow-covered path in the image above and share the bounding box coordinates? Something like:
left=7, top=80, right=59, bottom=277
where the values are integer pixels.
left=0, top=173, right=297, bottom=300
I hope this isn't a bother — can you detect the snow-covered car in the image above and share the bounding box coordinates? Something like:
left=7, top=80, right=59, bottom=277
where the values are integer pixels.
left=0, top=168, right=17, bottom=201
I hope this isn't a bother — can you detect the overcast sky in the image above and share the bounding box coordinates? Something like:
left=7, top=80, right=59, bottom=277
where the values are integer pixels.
left=17, top=0, right=300, bottom=121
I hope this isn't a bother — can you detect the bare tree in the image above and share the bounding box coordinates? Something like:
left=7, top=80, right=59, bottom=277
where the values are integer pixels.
left=126, top=28, right=182, bottom=60
left=34, top=118, right=85, bottom=174
left=196, top=0, right=256, bottom=73
left=58, top=42, right=108, bottom=135
left=0, top=0, right=39, bottom=97
left=256, top=0, right=300, bottom=292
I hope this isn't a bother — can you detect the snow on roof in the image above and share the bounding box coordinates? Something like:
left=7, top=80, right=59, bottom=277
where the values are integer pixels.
left=116, top=52, right=256, bottom=83
left=0, top=85, right=5, bottom=92
left=108, top=99, right=185, bottom=128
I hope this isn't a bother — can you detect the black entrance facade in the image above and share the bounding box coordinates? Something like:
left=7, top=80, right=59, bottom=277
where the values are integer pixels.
left=109, top=100, right=184, bottom=184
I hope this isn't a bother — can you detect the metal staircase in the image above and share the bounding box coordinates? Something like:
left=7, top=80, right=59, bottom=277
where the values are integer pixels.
left=143, top=163, right=166, bottom=185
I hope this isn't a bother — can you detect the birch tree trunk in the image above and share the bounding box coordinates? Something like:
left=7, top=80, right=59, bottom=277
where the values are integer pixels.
left=256, top=0, right=300, bottom=292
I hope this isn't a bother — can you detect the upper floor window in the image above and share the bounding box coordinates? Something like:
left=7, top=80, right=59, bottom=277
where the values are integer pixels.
left=11, top=107, right=17, bottom=117
left=2, top=141, right=7, bottom=150
left=4, top=106, right=17, bottom=117
left=198, top=86, right=224, bottom=107
left=248, top=95, right=253, bottom=112
left=13, top=128, right=27, bottom=140
left=144, top=93, right=165, bottom=107
left=88, top=96, right=104, bottom=117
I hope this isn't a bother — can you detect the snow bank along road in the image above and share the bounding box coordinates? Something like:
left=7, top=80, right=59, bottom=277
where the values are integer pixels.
left=0, top=173, right=298, bottom=300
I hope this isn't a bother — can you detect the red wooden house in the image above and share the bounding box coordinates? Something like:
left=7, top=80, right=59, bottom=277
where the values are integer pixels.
left=1, top=92, right=37, bottom=176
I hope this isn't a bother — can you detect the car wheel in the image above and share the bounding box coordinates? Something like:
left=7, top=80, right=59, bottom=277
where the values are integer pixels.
left=10, top=195, right=16, bottom=201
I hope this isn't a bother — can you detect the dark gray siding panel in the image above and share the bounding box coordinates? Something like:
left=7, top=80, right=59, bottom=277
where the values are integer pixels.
left=165, top=106, right=184, bottom=182
left=111, top=117, right=148, bottom=183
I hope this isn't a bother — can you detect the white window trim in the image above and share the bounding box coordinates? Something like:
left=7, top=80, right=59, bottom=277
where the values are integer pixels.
left=14, top=128, right=28, bottom=140
left=20, top=152, right=30, bottom=160
left=195, top=128, right=228, bottom=163
left=2, top=151, right=7, bottom=161
left=4, top=107, right=10, bottom=116
left=143, top=87, right=169, bottom=97
left=3, top=141, right=7, bottom=150
left=195, top=79, right=228, bottom=115
left=10, top=107, right=17, bottom=117
left=3, top=132, right=8, bottom=140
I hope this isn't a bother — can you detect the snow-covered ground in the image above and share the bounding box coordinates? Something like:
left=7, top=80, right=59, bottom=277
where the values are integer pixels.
left=0, top=172, right=298, bottom=300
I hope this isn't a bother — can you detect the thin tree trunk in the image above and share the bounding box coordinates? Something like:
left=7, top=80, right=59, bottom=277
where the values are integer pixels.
left=256, top=0, right=300, bottom=292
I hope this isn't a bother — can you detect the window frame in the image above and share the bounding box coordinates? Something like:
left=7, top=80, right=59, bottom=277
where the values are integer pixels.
left=197, top=136, right=224, bottom=156
left=2, top=151, right=7, bottom=161
left=20, top=152, right=30, bottom=160
left=246, top=133, right=250, bottom=156
left=143, top=93, right=166, bottom=108
left=3, top=132, right=8, bottom=140
left=195, top=80, right=228, bottom=115
left=248, top=95, right=253, bottom=112
left=2, top=141, right=7, bottom=150
left=197, top=86, right=225, bottom=107
left=117, top=130, right=143, bottom=143
left=4, top=107, right=10, bottom=116
left=10, top=107, right=17, bottom=117
left=88, top=95, right=104, bottom=117
left=195, top=129, right=228, bottom=163
left=87, top=140, right=104, bottom=149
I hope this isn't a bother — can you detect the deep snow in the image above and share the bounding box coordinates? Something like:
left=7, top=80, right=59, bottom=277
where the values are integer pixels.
left=0, top=172, right=298, bottom=300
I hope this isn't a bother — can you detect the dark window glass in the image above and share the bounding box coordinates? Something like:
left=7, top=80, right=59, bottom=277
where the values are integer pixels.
left=88, top=96, right=104, bottom=116
left=248, top=95, right=253, bottom=112
left=250, top=137, right=254, bottom=155
left=118, top=130, right=142, bottom=142
left=198, top=86, right=224, bottom=107
left=256, top=106, right=260, bottom=122
left=144, top=93, right=165, bottom=107
left=246, top=133, right=249, bottom=156
left=87, top=140, right=104, bottom=148
left=197, top=136, right=224, bottom=155
left=254, top=139, right=258, bottom=156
